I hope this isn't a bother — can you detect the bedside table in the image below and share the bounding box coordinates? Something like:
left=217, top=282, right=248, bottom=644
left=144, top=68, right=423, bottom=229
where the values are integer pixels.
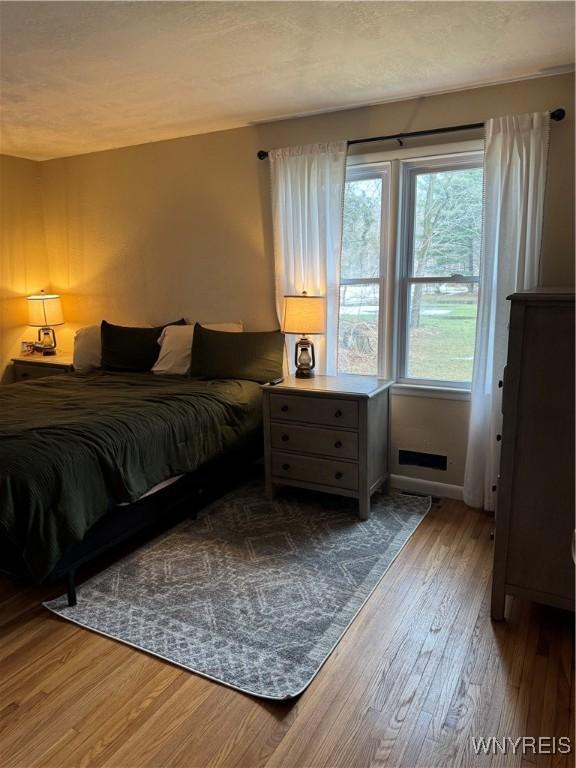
left=262, top=375, right=392, bottom=520
left=11, top=354, right=74, bottom=382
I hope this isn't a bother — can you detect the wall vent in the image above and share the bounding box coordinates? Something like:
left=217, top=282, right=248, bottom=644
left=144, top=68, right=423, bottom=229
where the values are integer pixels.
left=398, top=449, right=447, bottom=471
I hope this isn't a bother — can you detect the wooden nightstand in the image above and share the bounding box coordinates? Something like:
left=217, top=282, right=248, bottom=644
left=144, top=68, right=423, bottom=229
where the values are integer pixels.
left=11, top=354, right=74, bottom=382
left=262, top=374, right=392, bottom=520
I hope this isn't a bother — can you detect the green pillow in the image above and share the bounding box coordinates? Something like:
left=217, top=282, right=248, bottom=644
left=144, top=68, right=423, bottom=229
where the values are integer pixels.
left=101, top=319, right=186, bottom=372
left=190, top=324, right=284, bottom=383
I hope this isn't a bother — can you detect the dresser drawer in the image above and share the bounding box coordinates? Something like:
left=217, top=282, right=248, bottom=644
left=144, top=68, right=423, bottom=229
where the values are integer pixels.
left=271, top=423, right=358, bottom=460
left=269, top=394, right=358, bottom=429
left=271, top=451, right=358, bottom=491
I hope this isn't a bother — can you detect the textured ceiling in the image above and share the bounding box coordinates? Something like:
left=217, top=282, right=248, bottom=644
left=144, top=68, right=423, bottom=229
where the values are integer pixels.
left=1, top=1, right=574, bottom=161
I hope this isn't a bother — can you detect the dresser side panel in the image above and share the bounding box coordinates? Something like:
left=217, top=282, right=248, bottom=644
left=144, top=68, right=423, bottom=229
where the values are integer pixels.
left=505, top=302, right=575, bottom=602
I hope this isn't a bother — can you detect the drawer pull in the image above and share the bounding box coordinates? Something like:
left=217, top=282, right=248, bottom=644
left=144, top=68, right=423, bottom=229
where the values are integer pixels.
left=334, top=409, right=343, bottom=418
left=281, top=434, right=290, bottom=442
left=334, top=471, right=343, bottom=480
left=334, top=440, right=342, bottom=449
left=282, top=463, right=290, bottom=471
left=281, top=405, right=289, bottom=413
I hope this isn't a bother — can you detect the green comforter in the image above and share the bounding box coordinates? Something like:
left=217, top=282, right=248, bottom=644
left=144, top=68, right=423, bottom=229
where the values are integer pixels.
left=0, top=372, right=262, bottom=580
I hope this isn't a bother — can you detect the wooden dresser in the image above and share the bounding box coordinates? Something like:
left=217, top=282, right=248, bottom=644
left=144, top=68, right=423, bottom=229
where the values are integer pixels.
left=262, top=375, right=392, bottom=520
left=491, top=289, right=575, bottom=619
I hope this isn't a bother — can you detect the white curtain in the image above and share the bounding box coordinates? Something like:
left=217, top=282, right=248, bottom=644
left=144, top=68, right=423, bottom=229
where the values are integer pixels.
left=269, top=142, right=348, bottom=374
left=463, top=112, right=550, bottom=510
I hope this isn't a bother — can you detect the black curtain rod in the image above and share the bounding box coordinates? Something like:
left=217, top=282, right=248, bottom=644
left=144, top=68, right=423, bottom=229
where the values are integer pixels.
left=257, top=107, right=566, bottom=160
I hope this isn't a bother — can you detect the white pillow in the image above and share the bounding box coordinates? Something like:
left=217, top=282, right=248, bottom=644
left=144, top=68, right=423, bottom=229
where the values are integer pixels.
left=73, top=325, right=101, bottom=372
left=152, top=322, right=243, bottom=375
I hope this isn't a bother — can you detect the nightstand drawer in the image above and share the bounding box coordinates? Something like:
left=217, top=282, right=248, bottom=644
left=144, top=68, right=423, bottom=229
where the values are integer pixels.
left=13, top=363, right=69, bottom=381
left=269, top=394, right=358, bottom=429
left=271, top=452, right=358, bottom=491
left=271, top=423, right=358, bottom=460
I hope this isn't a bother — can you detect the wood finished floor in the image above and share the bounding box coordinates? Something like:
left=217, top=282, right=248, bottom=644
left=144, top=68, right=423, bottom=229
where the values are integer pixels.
left=1, top=498, right=573, bottom=768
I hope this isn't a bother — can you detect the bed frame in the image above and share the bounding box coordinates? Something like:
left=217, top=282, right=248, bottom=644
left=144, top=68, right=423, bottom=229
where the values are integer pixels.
left=2, top=435, right=263, bottom=606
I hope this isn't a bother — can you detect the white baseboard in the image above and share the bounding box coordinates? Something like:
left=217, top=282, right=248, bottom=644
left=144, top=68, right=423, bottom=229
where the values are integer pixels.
left=389, top=474, right=463, bottom=501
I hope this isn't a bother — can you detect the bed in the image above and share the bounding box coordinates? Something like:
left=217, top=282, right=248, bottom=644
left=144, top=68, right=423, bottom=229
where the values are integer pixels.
left=0, top=371, right=263, bottom=600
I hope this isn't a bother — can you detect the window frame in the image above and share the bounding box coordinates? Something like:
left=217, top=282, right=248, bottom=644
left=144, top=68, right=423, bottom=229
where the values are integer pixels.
left=395, top=152, right=484, bottom=389
left=338, top=142, right=484, bottom=390
left=338, top=161, right=391, bottom=378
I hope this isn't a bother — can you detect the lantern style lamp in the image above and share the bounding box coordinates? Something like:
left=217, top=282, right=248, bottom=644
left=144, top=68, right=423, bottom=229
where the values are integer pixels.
left=282, top=292, right=326, bottom=378
left=27, top=292, right=64, bottom=355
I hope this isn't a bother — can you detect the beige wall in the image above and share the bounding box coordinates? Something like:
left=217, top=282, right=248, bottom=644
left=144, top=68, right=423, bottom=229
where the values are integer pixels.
left=3, top=73, right=574, bottom=486
left=41, top=129, right=278, bottom=353
left=0, top=155, right=49, bottom=380
left=390, top=394, right=471, bottom=488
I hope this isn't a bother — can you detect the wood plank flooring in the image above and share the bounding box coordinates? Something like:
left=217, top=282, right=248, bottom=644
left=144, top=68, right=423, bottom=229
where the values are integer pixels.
left=1, top=498, right=573, bottom=768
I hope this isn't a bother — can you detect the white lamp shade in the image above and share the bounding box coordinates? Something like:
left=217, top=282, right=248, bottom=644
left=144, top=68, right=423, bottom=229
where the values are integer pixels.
left=27, top=294, right=64, bottom=327
left=282, top=295, right=326, bottom=335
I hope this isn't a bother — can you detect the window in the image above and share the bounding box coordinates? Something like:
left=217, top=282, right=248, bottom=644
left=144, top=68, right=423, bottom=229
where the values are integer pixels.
left=337, top=148, right=483, bottom=388
left=338, top=164, right=389, bottom=376
left=398, top=157, right=483, bottom=386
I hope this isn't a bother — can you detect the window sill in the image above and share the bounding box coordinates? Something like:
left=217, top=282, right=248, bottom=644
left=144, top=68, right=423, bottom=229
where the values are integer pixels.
left=390, top=383, right=471, bottom=401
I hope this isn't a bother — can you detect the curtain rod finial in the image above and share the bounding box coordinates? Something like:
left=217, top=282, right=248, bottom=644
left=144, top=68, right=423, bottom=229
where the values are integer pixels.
left=550, top=108, right=566, bottom=121
left=257, top=150, right=269, bottom=160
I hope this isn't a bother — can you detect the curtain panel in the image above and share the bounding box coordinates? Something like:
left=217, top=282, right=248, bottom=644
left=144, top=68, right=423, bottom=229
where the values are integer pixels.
left=269, top=142, right=347, bottom=374
left=463, top=112, right=550, bottom=510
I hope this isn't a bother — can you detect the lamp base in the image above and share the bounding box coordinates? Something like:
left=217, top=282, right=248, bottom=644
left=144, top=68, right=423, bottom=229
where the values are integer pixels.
left=295, top=368, right=314, bottom=379
left=33, top=345, right=57, bottom=356
left=294, top=336, right=316, bottom=378
left=34, top=327, right=57, bottom=356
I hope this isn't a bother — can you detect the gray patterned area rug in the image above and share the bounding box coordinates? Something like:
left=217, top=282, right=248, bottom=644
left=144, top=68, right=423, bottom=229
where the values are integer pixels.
left=45, top=482, right=431, bottom=700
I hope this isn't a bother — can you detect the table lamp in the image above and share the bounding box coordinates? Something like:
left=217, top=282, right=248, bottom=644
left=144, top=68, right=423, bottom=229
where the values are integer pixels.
left=27, top=292, right=64, bottom=355
left=282, top=292, right=326, bottom=378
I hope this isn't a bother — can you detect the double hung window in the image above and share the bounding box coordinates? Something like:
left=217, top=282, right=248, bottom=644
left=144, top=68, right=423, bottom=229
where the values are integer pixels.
left=338, top=165, right=390, bottom=376
left=337, top=147, right=484, bottom=388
